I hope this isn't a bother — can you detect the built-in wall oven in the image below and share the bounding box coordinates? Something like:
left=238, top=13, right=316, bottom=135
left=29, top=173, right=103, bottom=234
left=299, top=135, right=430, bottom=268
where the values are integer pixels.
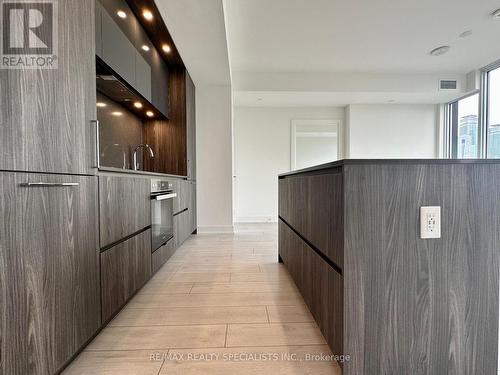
left=150, top=179, right=176, bottom=252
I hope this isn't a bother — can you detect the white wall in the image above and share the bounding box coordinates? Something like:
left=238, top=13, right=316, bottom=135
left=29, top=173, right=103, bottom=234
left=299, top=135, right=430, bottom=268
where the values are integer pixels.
left=196, top=85, right=234, bottom=233
left=233, top=106, right=346, bottom=223
left=346, top=104, right=439, bottom=158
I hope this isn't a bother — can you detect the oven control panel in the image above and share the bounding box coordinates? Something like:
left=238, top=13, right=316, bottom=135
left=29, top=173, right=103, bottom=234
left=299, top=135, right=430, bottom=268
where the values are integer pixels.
left=151, top=179, right=173, bottom=193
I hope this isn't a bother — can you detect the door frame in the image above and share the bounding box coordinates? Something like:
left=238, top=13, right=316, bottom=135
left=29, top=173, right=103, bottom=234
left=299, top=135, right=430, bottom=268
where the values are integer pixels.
left=290, top=119, right=340, bottom=170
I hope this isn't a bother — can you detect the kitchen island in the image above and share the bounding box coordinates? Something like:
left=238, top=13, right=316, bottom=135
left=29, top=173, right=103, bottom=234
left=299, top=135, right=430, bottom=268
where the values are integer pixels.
left=278, top=159, right=500, bottom=374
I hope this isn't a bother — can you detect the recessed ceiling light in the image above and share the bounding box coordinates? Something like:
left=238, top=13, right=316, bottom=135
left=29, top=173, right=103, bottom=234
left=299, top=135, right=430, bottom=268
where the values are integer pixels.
left=117, top=10, right=127, bottom=18
left=429, top=45, right=451, bottom=56
left=459, top=30, right=472, bottom=38
left=134, top=102, right=143, bottom=108
left=162, top=44, right=171, bottom=53
left=124, top=98, right=131, bottom=102
left=492, top=8, right=500, bottom=18
left=96, top=102, right=107, bottom=108
left=143, top=10, right=153, bottom=21
left=141, top=45, right=150, bottom=52
left=146, top=111, right=154, bottom=117
left=111, top=111, right=123, bottom=116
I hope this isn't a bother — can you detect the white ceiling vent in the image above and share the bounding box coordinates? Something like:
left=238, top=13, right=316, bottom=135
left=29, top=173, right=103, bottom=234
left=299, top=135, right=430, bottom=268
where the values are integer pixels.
left=439, top=80, right=458, bottom=90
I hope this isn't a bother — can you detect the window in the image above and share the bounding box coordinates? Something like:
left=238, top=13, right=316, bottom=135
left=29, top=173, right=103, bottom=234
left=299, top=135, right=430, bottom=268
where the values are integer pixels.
left=487, top=67, right=500, bottom=158
left=446, top=60, right=500, bottom=159
left=448, top=93, right=480, bottom=158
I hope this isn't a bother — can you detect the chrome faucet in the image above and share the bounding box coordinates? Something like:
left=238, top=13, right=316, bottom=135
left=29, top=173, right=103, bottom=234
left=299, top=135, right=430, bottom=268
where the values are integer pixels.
left=133, top=144, right=155, bottom=171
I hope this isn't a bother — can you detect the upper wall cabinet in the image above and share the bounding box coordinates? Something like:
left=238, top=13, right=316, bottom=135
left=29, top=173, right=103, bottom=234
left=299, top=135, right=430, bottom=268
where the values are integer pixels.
left=0, top=0, right=97, bottom=175
left=101, top=5, right=136, bottom=86
left=96, top=0, right=168, bottom=117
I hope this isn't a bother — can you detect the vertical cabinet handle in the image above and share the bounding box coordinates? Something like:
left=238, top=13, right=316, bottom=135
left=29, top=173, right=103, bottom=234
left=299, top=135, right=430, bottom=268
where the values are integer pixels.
left=91, top=120, right=100, bottom=169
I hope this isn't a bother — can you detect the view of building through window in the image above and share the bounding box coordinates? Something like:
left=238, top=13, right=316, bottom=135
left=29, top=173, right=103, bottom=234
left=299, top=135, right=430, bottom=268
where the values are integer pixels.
left=487, top=67, right=500, bottom=158
left=457, top=94, right=479, bottom=158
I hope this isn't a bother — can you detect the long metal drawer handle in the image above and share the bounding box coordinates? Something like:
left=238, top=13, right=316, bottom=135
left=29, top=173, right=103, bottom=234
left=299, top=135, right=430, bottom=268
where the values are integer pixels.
left=20, top=182, right=80, bottom=187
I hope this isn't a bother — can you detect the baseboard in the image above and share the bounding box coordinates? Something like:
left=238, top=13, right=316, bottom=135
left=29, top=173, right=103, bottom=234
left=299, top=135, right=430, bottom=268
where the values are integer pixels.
left=197, top=225, right=235, bottom=234
left=234, top=217, right=277, bottom=223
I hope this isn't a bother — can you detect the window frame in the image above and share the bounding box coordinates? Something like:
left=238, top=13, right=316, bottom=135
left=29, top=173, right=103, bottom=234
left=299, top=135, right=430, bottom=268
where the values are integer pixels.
left=481, top=60, right=500, bottom=158
left=445, top=91, right=480, bottom=159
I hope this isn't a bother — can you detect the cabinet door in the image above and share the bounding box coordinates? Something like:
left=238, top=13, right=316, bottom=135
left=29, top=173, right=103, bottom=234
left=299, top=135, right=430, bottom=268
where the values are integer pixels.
left=101, top=5, right=136, bottom=85
left=186, top=72, right=196, bottom=180
left=135, top=51, right=152, bottom=101
left=172, top=179, right=181, bottom=214
left=101, top=229, right=151, bottom=323
left=173, top=179, right=189, bottom=214
left=189, top=181, right=197, bottom=233
left=0, top=172, right=100, bottom=374
left=174, top=209, right=191, bottom=247
left=0, top=0, right=97, bottom=175
left=95, top=1, right=103, bottom=57
left=99, top=175, right=151, bottom=248
left=152, top=237, right=176, bottom=274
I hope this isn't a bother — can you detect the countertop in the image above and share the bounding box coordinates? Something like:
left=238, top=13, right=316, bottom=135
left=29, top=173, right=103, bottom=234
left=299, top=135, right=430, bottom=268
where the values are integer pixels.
left=278, top=158, right=500, bottom=178
left=98, top=166, right=188, bottom=180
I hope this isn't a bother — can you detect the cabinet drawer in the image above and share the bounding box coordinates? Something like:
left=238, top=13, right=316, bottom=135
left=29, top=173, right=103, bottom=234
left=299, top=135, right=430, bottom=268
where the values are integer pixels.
left=278, top=173, right=343, bottom=268
left=99, top=175, right=151, bottom=247
left=278, top=220, right=343, bottom=357
left=101, top=229, right=151, bottom=322
left=152, top=238, right=176, bottom=274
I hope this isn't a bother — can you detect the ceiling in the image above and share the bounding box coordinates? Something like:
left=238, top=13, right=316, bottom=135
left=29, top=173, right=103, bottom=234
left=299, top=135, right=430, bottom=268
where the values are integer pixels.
left=155, top=0, right=231, bottom=86
left=224, top=0, right=500, bottom=75
left=156, top=0, right=500, bottom=106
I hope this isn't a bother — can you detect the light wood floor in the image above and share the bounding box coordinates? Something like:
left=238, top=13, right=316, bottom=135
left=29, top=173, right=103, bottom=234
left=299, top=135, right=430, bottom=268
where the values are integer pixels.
left=64, top=223, right=341, bottom=374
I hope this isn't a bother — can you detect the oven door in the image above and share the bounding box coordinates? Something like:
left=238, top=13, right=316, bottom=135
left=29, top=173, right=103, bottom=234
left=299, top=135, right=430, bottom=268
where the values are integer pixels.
left=151, top=191, right=176, bottom=252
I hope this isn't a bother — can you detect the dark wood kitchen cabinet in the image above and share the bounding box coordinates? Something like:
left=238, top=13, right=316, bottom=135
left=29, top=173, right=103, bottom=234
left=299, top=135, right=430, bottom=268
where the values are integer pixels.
left=279, top=160, right=500, bottom=375
left=100, top=229, right=151, bottom=323
left=101, top=3, right=136, bottom=85
left=96, top=0, right=167, bottom=116
left=174, top=209, right=191, bottom=247
left=279, top=221, right=343, bottom=358
left=99, top=175, right=151, bottom=248
left=0, top=0, right=97, bottom=175
left=152, top=237, right=176, bottom=274
left=0, top=172, right=100, bottom=375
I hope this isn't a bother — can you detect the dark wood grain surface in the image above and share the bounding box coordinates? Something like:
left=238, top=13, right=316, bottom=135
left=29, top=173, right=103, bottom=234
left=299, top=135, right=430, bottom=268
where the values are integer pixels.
left=0, top=172, right=100, bottom=374
left=143, top=68, right=187, bottom=176
left=99, top=175, right=151, bottom=248
left=125, top=0, right=185, bottom=68
left=278, top=220, right=343, bottom=358
left=0, top=0, right=97, bottom=175
left=186, top=71, right=196, bottom=180
left=151, top=238, right=176, bottom=274
left=279, top=172, right=343, bottom=268
left=100, top=229, right=151, bottom=323
left=343, top=163, right=500, bottom=375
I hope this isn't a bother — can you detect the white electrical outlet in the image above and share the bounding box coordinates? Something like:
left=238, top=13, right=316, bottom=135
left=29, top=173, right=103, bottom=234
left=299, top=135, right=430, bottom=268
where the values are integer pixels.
left=420, top=206, right=441, bottom=239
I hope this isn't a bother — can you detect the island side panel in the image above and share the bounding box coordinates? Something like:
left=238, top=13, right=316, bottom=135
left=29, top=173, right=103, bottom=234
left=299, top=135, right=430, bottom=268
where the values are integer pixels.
left=343, top=163, right=500, bottom=375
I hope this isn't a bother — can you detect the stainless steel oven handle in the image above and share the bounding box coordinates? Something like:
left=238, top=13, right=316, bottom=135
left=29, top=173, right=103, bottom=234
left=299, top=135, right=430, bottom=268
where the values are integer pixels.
left=20, top=182, right=80, bottom=187
left=154, top=193, right=177, bottom=201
